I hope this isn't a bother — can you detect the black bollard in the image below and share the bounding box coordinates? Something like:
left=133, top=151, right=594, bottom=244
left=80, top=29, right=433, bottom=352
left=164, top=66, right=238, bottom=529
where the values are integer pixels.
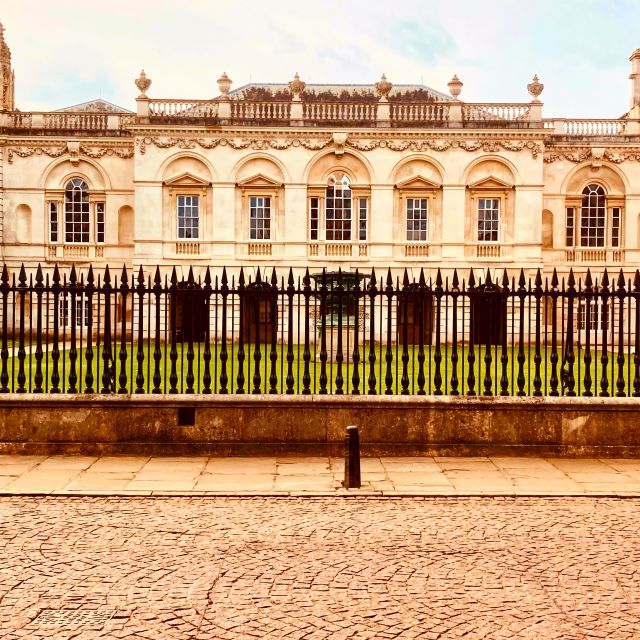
left=343, top=425, right=361, bottom=489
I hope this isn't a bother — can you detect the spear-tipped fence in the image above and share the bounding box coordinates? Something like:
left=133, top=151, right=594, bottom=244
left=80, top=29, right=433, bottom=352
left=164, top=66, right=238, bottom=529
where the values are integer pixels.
left=1, top=263, right=640, bottom=397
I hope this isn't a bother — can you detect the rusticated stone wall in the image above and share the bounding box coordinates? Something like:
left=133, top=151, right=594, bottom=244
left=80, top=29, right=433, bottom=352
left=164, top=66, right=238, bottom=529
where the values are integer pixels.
left=1, top=395, right=640, bottom=457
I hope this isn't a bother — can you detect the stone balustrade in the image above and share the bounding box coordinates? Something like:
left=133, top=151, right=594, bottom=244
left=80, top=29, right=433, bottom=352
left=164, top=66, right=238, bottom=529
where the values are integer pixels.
left=390, top=103, right=449, bottom=123
left=565, top=248, right=624, bottom=263
left=545, top=118, right=628, bottom=135
left=231, top=101, right=290, bottom=121
left=148, top=99, right=218, bottom=118
left=462, top=103, right=532, bottom=122
left=302, top=102, right=378, bottom=123
left=6, top=111, right=134, bottom=131
left=3, top=100, right=637, bottom=136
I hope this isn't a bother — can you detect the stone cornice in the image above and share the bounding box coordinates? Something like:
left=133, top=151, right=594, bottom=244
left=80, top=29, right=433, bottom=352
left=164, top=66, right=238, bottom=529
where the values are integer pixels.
left=134, top=131, right=543, bottom=158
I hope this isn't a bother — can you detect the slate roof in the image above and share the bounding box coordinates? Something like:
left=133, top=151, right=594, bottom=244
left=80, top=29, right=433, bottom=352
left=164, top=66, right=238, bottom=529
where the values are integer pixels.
left=226, top=82, right=451, bottom=101
left=54, top=99, right=134, bottom=113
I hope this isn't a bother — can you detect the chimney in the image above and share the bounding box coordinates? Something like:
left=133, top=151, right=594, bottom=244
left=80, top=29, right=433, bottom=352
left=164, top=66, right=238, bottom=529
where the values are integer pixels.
left=630, top=48, right=640, bottom=113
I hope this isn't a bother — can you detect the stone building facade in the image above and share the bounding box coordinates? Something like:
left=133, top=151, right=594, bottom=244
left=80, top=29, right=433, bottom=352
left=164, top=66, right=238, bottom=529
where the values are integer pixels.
left=1, top=22, right=640, bottom=284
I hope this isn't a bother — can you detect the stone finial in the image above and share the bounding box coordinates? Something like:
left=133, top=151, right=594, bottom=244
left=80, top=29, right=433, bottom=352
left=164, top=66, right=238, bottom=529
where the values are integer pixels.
left=289, top=72, right=306, bottom=99
left=527, top=74, right=544, bottom=102
left=375, top=74, right=393, bottom=101
left=447, top=74, right=463, bottom=100
left=217, top=72, right=232, bottom=97
left=135, top=70, right=151, bottom=98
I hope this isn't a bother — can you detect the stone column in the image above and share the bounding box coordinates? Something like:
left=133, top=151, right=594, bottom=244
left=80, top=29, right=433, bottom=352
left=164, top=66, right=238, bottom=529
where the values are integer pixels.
left=630, top=48, right=640, bottom=110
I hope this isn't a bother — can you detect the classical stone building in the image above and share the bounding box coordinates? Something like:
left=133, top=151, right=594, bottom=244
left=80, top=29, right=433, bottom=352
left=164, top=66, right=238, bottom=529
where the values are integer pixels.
left=1, top=21, right=640, bottom=284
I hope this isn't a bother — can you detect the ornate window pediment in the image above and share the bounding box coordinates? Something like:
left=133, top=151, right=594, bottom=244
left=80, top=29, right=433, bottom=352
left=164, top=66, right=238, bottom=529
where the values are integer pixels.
left=395, top=174, right=441, bottom=190
left=467, top=175, right=514, bottom=190
left=236, top=173, right=283, bottom=189
left=164, top=172, right=211, bottom=187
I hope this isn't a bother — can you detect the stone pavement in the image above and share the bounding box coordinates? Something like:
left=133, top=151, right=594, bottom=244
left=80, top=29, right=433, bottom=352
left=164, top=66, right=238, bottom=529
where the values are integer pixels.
left=1, top=495, right=640, bottom=639
left=3, top=454, right=640, bottom=495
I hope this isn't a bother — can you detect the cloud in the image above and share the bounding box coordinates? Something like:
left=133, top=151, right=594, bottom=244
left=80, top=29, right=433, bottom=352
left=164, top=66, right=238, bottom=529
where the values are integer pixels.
left=385, top=20, right=455, bottom=64
left=2, top=0, right=639, bottom=116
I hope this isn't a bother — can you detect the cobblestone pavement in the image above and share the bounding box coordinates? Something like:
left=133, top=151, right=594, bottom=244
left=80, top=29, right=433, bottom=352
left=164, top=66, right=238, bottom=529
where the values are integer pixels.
left=1, top=497, right=640, bottom=639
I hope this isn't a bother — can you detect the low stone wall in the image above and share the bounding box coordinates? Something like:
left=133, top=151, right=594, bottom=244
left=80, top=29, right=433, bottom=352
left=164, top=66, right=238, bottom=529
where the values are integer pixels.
left=1, top=394, right=639, bottom=457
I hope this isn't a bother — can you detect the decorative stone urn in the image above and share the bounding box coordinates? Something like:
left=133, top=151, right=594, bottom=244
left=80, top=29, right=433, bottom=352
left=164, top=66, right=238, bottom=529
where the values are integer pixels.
left=135, top=70, right=151, bottom=98
left=447, top=74, right=463, bottom=100
left=527, top=74, right=544, bottom=102
left=289, top=72, right=306, bottom=100
left=217, top=72, right=232, bottom=97
left=375, top=74, right=392, bottom=101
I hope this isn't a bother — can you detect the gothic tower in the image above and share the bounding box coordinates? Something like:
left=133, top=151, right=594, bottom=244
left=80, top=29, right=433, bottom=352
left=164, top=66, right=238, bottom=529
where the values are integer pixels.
left=0, top=21, right=15, bottom=111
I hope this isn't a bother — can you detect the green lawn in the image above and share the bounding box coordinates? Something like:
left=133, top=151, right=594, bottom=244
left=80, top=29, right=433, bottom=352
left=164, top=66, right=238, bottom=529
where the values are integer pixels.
left=2, top=340, right=638, bottom=396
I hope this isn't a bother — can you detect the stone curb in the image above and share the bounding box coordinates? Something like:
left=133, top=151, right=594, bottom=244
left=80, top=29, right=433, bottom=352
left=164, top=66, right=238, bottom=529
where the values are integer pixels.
left=2, top=489, right=640, bottom=498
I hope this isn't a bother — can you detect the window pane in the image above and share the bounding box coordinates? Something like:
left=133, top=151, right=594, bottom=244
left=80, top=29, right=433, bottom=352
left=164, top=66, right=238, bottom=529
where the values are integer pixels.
left=325, top=177, right=351, bottom=241
left=406, top=198, right=428, bottom=241
left=177, top=195, right=200, bottom=240
left=580, top=184, right=606, bottom=248
left=249, top=196, right=271, bottom=241
left=64, top=179, right=90, bottom=243
left=477, top=198, right=499, bottom=242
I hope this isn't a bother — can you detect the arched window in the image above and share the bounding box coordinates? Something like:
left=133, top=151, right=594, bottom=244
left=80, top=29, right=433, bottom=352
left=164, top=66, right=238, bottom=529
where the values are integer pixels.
left=325, top=174, right=352, bottom=241
left=565, top=183, right=622, bottom=250
left=64, top=178, right=90, bottom=243
left=308, top=172, right=369, bottom=249
left=580, top=184, right=606, bottom=248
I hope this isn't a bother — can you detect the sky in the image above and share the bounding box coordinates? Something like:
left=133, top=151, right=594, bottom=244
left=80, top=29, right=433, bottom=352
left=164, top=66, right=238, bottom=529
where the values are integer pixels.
left=2, top=0, right=639, bottom=117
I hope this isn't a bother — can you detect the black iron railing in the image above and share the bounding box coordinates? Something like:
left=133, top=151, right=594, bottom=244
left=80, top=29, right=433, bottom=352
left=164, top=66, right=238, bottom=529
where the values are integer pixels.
left=1, top=263, right=640, bottom=397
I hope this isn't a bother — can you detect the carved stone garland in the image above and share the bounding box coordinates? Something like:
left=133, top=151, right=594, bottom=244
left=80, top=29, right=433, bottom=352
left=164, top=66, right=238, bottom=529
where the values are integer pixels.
left=7, top=143, right=134, bottom=163
left=135, top=135, right=543, bottom=158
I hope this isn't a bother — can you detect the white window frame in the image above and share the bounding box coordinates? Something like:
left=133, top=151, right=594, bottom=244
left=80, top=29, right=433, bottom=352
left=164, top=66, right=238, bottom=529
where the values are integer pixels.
left=325, top=174, right=352, bottom=242
left=358, top=197, right=368, bottom=242
left=249, top=195, right=271, bottom=241
left=64, top=178, right=91, bottom=244
left=566, top=186, right=624, bottom=250
left=477, top=197, right=500, bottom=243
left=58, top=295, right=90, bottom=328
left=406, top=197, right=429, bottom=242
left=177, top=194, right=200, bottom=240
left=579, top=184, right=606, bottom=248
left=95, top=202, right=105, bottom=244
left=48, top=201, right=59, bottom=243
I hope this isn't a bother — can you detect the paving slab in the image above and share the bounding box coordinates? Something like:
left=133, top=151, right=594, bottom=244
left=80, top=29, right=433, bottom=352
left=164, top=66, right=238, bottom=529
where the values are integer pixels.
left=0, top=455, right=639, bottom=495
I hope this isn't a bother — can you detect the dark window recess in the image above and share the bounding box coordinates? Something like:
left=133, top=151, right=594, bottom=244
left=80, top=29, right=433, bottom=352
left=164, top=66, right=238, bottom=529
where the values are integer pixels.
left=171, top=284, right=207, bottom=342
left=177, top=407, right=196, bottom=426
left=242, top=282, right=278, bottom=343
left=471, top=291, right=507, bottom=346
left=397, top=289, right=434, bottom=345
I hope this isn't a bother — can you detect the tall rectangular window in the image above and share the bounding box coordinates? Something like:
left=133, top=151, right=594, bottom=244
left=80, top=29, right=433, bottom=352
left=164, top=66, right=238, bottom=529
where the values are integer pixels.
left=566, top=207, right=575, bottom=247
left=612, top=207, right=621, bottom=248
left=477, top=198, right=500, bottom=243
left=49, top=202, right=58, bottom=243
left=578, top=301, right=607, bottom=332
left=96, top=203, right=105, bottom=244
left=249, top=196, right=271, bottom=240
left=177, top=195, right=199, bottom=239
left=309, top=197, right=319, bottom=241
left=65, top=179, right=90, bottom=243
left=59, top=296, right=89, bottom=327
left=406, top=198, right=428, bottom=241
left=358, top=198, right=368, bottom=241
left=325, top=180, right=352, bottom=241
left=580, top=185, right=606, bottom=247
